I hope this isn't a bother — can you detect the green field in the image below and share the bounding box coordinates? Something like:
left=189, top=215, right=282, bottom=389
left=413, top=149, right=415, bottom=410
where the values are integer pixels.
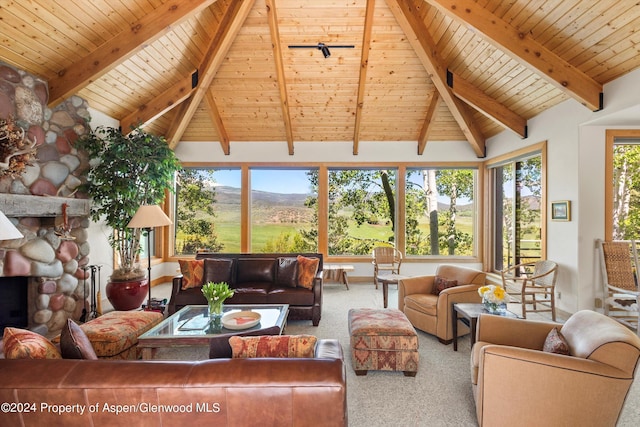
left=176, top=186, right=477, bottom=255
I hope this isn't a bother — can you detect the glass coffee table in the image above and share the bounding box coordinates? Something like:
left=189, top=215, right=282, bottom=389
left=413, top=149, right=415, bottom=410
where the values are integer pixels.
left=138, top=304, right=289, bottom=359
left=451, top=303, right=519, bottom=351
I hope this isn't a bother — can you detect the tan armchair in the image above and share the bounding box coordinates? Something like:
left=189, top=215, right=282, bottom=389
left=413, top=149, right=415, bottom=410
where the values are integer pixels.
left=398, top=264, right=486, bottom=344
left=471, top=310, right=640, bottom=427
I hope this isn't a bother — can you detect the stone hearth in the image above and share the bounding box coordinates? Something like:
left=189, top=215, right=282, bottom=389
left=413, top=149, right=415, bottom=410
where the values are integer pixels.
left=1, top=61, right=92, bottom=338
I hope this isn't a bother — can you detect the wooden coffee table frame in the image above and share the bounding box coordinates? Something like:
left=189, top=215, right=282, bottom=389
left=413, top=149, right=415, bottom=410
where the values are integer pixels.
left=137, top=304, right=289, bottom=359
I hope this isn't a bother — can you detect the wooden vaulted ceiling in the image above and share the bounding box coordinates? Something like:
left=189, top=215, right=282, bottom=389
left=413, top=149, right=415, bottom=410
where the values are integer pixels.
left=2, top=0, right=640, bottom=158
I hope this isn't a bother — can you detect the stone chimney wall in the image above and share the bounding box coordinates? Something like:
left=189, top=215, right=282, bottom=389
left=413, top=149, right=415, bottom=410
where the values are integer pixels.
left=0, top=61, right=92, bottom=337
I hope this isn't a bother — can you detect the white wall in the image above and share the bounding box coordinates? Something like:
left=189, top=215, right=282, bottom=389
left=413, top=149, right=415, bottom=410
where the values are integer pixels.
left=486, top=67, right=640, bottom=313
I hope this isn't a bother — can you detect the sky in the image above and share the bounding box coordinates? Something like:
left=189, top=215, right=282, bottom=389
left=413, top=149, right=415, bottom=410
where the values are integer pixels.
left=208, top=168, right=474, bottom=203
left=212, top=169, right=313, bottom=194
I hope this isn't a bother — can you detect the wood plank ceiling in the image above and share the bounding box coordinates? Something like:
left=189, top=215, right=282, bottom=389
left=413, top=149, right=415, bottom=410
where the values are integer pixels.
left=1, top=0, right=639, bottom=157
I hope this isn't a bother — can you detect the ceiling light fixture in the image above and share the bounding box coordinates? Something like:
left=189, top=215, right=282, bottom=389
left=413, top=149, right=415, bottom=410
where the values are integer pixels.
left=288, top=43, right=355, bottom=58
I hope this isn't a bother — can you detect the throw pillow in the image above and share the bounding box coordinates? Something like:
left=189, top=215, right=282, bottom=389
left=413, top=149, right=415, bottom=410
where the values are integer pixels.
left=432, top=276, right=458, bottom=295
left=229, top=335, right=317, bottom=358
left=179, top=259, right=205, bottom=290
left=297, top=255, right=320, bottom=289
left=203, top=258, right=233, bottom=285
left=543, top=327, right=570, bottom=355
left=2, top=327, right=62, bottom=359
left=276, top=257, right=298, bottom=287
left=60, top=319, right=98, bottom=360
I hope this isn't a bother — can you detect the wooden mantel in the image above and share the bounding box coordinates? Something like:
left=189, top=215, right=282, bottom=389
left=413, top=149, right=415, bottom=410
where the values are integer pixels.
left=0, top=194, right=90, bottom=217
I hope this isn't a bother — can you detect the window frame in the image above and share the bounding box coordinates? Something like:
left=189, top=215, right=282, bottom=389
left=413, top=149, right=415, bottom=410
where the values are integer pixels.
left=604, top=129, right=640, bottom=239
left=169, top=161, right=483, bottom=264
left=484, top=141, right=547, bottom=273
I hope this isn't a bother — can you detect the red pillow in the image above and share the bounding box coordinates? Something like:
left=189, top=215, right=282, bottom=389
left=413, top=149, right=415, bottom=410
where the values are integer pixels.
left=297, top=255, right=319, bottom=289
left=229, top=335, right=317, bottom=358
left=179, top=259, right=205, bottom=290
left=2, top=327, right=61, bottom=359
left=432, top=276, right=458, bottom=295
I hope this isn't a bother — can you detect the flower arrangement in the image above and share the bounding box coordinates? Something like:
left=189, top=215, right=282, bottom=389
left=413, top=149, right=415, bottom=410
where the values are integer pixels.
left=202, top=282, right=234, bottom=317
left=478, top=285, right=507, bottom=314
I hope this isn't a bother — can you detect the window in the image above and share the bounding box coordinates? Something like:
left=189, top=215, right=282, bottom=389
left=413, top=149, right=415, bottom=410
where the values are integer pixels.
left=174, top=168, right=241, bottom=255
left=405, top=168, right=476, bottom=256
left=606, top=130, right=640, bottom=239
left=327, top=168, right=396, bottom=256
left=489, top=152, right=543, bottom=271
left=171, top=163, right=482, bottom=260
left=250, top=169, right=317, bottom=252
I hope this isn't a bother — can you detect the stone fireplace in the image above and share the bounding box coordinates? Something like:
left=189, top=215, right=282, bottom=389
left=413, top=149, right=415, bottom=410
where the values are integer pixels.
left=1, top=61, right=93, bottom=338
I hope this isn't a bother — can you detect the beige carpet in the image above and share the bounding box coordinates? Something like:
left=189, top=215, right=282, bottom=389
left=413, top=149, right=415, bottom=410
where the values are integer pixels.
left=150, top=282, right=640, bottom=427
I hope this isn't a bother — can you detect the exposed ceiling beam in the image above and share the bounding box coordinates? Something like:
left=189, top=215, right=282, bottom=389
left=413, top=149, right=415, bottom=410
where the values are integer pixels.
left=265, top=0, right=294, bottom=155
left=167, top=0, right=255, bottom=148
left=425, top=0, right=603, bottom=111
left=387, top=0, right=485, bottom=157
left=447, top=70, right=527, bottom=138
left=418, top=91, right=440, bottom=155
left=119, top=71, right=198, bottom=133
left=47, top=0, right=217, bottom=107
left=353, top=0, right=376, bottom=156
left=205, top=89, right=230, bottom=155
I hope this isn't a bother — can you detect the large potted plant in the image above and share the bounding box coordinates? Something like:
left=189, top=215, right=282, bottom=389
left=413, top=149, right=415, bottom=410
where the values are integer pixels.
left=78, top=125, right=181, bottom=310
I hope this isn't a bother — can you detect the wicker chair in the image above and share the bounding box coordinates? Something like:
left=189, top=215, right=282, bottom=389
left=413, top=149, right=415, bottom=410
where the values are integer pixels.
left=597, top=239, right=640, bottom=335
left=371, top=246, right=402, bottom=289
left=500, top=259, right=558, bottom=321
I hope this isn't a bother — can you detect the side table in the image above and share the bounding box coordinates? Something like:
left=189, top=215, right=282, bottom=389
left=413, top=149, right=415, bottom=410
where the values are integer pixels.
left=323, top=264, right=353, bottom=290
left=376, top=274, right=409, bottom=308
left=451, top=303, right=519, bottom=351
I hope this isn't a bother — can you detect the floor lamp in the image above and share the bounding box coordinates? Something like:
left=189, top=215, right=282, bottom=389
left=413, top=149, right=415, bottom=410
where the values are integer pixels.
left=0, top=210, right=24, bottom=241
left=127, top=205, right=172, bottom=310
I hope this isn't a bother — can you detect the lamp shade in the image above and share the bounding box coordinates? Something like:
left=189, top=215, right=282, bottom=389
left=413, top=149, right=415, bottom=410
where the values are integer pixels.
left=127, top=205, right=172, bottom=229
left=0, top=210, right=23, bottom=240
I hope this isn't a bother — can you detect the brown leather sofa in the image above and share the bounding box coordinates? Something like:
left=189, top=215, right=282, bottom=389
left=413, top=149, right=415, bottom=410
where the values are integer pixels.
left=472, top=310, right=640, bottom=426
left=0, top=339, right=347, bottom=426
left=169, top=253, right=323, bottom=325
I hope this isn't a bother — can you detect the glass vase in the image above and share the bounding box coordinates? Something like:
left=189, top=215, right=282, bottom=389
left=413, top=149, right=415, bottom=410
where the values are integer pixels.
left=482, top=298, right=506, bottom=314
left=207, top=301, right=224, bottom=331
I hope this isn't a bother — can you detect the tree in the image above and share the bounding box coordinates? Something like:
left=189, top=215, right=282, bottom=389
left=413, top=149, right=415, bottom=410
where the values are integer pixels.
left=436, top=169, right=474, bottom=254
left=613, top=144, right=640, bottom=239
left=175, top=168, right=223, bottom=254
left=78, top=125, right=181, bottom=280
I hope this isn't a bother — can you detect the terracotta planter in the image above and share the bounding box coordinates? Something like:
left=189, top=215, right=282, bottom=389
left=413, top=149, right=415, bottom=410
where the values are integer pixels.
left=106, top=277, right=149, bottom=311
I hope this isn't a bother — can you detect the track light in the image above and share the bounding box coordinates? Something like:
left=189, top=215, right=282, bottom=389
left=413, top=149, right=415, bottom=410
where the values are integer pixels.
left=318, top=43, right=331, bottom=58
left=288, top=42, right=354, bottom=58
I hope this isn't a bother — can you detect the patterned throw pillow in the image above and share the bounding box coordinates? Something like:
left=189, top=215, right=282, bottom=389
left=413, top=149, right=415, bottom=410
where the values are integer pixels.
left=297, top=255, right=319, bottom=289
left=543, top=327, right=570, bottom=355
left=179, top=259, right=205, bottom=290
left=229, top=335, right=318, bottom=358
left=2, top=327, right=62, bottom=359
left=60, top=319, right=98, bottom=360
left=432, top=276, right=458, bottom=295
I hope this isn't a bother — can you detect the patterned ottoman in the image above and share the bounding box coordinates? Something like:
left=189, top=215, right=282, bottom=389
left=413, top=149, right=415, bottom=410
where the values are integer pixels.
left=348, top=308, right=419, bottom=377
left=54, top=310, right=163, bottom=359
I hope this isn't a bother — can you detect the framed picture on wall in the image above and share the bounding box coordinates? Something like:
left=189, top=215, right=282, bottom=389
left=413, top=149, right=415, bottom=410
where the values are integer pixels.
left=551, top=200, right=571, bottom=221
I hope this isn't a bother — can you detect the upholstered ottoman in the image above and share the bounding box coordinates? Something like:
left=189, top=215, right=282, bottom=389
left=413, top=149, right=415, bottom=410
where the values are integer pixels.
left=54, top=311, right=163, bottom=359
left=348, top=308, right=419, bottom=376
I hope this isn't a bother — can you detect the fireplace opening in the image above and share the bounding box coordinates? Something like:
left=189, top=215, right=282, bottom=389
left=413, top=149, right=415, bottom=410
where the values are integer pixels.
left=0, top=276, right=29, bottom=334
